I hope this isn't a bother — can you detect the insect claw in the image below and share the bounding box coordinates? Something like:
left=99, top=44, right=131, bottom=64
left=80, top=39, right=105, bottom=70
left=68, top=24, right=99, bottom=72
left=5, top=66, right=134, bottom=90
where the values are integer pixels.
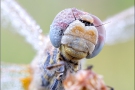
left=107, top=85, right=114, bottom=90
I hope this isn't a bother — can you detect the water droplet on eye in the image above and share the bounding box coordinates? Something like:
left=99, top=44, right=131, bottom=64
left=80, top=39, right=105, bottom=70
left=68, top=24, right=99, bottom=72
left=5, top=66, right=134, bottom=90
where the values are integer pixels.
left=54, top=36, right=57, bottom=39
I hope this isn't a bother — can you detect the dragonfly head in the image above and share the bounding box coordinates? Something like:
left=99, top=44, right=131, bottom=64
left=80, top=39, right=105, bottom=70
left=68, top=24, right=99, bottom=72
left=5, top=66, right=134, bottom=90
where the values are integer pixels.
left=50, top=8, right=105, bottom=60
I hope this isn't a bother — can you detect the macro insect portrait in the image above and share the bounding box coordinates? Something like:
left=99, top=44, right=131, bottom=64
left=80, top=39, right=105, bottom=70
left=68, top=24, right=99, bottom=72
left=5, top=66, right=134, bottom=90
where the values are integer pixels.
left=1, top=0, right=134, bottom=90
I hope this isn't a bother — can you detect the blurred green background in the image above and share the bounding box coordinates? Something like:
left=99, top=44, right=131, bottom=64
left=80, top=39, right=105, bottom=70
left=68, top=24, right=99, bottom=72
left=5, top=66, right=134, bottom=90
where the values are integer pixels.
left=1, top=0, right=134, bottom=90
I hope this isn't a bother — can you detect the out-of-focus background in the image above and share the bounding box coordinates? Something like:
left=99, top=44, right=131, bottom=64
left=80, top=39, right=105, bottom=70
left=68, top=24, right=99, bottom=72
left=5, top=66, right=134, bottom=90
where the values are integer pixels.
left=1, top=0, right=134, bottom=90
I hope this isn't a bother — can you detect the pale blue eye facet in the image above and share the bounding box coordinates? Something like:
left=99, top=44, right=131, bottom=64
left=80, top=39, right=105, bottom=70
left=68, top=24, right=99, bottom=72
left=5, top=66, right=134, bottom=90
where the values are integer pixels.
left=49, top=28, right=64, bottom=48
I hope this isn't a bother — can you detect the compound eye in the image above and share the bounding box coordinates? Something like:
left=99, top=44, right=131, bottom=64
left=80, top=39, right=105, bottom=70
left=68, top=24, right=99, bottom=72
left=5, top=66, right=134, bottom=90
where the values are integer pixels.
left=49, top=28, right=64, bottom=48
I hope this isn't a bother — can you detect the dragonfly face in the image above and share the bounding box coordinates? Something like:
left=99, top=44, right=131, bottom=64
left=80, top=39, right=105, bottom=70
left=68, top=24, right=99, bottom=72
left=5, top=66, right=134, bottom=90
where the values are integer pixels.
left=50, top=8, right=105, bottom=60
left=60, top=18, right=98, bottom=60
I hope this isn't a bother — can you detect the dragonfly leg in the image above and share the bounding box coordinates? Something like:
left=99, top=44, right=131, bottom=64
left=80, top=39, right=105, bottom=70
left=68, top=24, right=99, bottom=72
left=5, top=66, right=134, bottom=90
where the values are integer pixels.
left=46, top=61, right=65, bottom=70
left=86, top=65, right=93, bottom=70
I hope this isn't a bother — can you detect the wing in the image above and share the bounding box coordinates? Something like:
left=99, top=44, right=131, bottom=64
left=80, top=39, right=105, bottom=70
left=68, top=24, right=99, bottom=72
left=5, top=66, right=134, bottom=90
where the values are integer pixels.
left=104, top=7, right=134, bottom=45
left=1, top=0, right=47, bottom=51
left=1, top=63, right=31, bottom=90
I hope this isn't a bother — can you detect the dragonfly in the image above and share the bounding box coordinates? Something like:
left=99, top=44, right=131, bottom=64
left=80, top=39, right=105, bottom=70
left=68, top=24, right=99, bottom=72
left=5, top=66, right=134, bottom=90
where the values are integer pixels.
left=1, top=0, right=134, bottom=90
